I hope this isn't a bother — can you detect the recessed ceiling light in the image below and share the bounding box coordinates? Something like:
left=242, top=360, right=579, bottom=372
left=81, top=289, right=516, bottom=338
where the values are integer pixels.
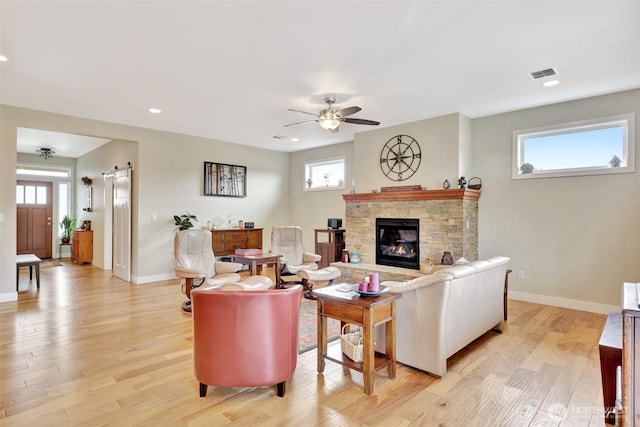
left=149, top=108, right=162, bottom=114
left=542, top=80, right=560, bottom=87
left=290, top=137, right=299, bottom=142
left=0, top=55, right=8, bottom=62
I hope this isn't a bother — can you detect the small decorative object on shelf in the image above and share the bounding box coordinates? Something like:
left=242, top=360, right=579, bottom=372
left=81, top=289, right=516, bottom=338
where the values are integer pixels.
left=458, top=176, right=467, bottom=189
left=441, top=251, right=454, bottom=265
left=420, top=258, right=434, bottom=274
left=468, top=177, right=482, bottom=190
left=342, top=249, right=350, bottom=263
left=442, top=179, right=451, bottom=189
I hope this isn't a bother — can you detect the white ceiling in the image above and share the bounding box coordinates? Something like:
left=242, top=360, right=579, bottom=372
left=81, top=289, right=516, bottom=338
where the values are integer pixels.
left=2, top=1, right=639, bottom=156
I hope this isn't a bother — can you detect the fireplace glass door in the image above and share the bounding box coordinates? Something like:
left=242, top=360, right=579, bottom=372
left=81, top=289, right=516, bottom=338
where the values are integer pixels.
left=376, top=218, right=419, bottom=269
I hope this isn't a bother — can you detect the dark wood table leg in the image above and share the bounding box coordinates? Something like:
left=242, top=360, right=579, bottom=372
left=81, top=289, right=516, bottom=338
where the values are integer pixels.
left=35, top=263, right=40, bottom=289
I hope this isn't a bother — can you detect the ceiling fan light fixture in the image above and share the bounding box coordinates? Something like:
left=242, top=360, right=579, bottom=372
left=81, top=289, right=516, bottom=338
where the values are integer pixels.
left=319, top=117, right=340, bottom=130
left=36, top=147, right=55, bottom=160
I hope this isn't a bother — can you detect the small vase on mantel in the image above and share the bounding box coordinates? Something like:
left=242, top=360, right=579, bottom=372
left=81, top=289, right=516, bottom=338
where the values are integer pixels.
left=441, top=251, right=454, bottom=265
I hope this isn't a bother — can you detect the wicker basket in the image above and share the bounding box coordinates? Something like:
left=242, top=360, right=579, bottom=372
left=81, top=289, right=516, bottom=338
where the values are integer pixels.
left=340, top=324, right=363, bottom=362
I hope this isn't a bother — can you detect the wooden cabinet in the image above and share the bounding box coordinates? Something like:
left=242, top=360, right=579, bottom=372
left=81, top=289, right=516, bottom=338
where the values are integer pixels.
left=211, top=228, right=263, bottom=256
left=72, top=230, right=93, bottom=264
left=621, top=282, right=640, bottom=426
left=315, top=228, right=345, bottom=268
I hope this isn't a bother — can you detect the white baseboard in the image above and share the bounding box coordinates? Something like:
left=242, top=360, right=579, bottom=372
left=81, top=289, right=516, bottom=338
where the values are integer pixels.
left=509, top=290, right=619, bottom=315
left=0, top=292, right=17, bottom=303
left=134, top=273, right=176, bottom=284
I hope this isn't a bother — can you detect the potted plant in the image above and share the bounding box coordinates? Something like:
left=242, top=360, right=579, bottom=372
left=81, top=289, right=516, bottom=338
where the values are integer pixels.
left=174, top=212, right=198, bottom=231
left=60, top=215, right=77, bottom=243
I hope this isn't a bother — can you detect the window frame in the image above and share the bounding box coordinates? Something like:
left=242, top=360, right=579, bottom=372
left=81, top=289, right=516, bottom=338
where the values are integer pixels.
left=512, top=113, right=635, bottom=180
left=303, top=156, right=347, bottom=192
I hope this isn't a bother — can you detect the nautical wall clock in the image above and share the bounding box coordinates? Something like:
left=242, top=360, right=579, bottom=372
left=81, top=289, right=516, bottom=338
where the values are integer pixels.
left=379, top=135, right=422, bottom=181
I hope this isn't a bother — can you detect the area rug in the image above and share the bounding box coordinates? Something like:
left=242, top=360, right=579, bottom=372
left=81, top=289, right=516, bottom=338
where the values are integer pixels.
left=298, top=297, right=341, bottom=354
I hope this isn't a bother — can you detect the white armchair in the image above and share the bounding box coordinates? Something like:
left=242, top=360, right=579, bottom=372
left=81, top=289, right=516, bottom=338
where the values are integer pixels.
left=270, top=226, right=320, bottom=278
left=270, top=226, right=340, bottom=299
left=174, top=229, right=272, bottom=311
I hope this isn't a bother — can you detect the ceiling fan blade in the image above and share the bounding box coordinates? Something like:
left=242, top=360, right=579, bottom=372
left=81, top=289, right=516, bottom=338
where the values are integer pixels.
left=288, top=108, right=318, bottom=116
left=284, top=119, right=318, bottom=127
left=337, top=106, right=361, bottom=117
left=343, top=118, right=380, bottom=126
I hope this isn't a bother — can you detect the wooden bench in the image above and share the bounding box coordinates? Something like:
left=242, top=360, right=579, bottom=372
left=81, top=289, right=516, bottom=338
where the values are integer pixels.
left=16, top=254, right=42, bottom=291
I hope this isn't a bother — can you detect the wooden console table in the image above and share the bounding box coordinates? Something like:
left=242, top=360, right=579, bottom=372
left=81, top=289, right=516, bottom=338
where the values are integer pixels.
left=211, top=228, right=262, bottom=257
left=312, top=284, right=401, bottom=395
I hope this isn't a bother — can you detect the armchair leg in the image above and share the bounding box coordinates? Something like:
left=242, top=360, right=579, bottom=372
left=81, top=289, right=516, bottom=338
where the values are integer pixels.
left=301, top=278, right=317, bottom=300
left=276, top=381, right=286, bottom=397
left=200, top=383, right=208, bottom=397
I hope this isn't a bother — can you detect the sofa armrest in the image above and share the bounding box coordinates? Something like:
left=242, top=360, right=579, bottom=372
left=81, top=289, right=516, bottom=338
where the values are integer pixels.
left=382, top=272, right=452, bottom=292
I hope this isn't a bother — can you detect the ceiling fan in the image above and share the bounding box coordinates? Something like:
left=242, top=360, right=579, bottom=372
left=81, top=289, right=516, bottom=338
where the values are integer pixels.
left=285, top=96, right=380, bottom=133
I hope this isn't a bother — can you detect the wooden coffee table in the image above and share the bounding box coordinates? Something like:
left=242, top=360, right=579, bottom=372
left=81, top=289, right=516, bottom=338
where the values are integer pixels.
left=312, top=284, right=401, bottom=395
left=16, top=254, right=42, bottom=291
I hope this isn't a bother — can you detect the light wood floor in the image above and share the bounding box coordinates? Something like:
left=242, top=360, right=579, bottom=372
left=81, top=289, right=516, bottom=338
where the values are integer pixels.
left=2, top=261, right=609, bottom=426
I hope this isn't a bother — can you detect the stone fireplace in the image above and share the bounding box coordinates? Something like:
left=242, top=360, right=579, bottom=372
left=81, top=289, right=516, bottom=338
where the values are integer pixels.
left=342, top=189, right=480, bottom=268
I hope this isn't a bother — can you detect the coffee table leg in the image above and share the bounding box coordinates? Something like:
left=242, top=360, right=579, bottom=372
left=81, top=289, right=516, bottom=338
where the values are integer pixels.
left=317, top=301, right=326, bottom=373
left=36, top=263, right=40, bottom=289
left=363, top=310, right=375, bottom=395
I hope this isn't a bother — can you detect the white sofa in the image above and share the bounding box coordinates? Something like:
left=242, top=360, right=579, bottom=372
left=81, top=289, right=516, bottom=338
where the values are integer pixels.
left=375, top=256, right=510, bottom=377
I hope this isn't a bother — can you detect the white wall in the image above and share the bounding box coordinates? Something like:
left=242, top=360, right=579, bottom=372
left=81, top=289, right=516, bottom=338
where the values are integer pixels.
left=0, top=106, right=291, bottom=302
left=288, top=142, right=353, bottom=252
left=290, top=90, right=639, bottom=312
left=473, top=89, right=639, bottom=309
left=353, top=113, right=467, bottom=192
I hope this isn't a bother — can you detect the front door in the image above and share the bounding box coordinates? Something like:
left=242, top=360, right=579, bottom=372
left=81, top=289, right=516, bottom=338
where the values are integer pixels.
left=17, top=180, right=53, bottom=258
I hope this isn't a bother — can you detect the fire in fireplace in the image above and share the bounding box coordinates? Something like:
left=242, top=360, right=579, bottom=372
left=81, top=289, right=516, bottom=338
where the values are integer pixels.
left=376, top=218, right=419, bottom=269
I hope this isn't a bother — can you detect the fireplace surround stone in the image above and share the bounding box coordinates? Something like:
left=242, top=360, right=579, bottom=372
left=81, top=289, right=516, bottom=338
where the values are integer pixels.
left=342, top=189, right=479, bottom=267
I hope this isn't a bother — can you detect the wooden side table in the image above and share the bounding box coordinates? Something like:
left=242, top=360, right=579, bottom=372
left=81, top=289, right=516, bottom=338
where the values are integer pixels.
left=230, top=253, right=281, bottom=287
left=312, top=284, right=401, bottom=395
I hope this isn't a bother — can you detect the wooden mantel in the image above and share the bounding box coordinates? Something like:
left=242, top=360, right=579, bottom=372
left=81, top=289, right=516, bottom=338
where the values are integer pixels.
left=342, top=188, right=481, bottom=202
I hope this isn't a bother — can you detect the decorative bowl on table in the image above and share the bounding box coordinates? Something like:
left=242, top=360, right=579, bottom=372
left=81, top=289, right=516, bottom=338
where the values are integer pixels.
left=351, top=284, right=389, bottom=296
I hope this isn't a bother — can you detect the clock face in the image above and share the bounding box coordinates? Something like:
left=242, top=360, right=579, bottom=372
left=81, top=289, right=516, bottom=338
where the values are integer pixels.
left=379, top=135, right=422, bottom=181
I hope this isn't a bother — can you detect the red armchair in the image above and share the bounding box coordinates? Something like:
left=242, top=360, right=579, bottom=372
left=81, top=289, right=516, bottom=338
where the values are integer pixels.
left=191, top=285, right=302, bottom=397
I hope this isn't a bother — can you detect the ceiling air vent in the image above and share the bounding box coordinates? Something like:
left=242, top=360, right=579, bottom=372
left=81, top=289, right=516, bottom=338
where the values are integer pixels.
left=529, top=67, right=558, bottom=80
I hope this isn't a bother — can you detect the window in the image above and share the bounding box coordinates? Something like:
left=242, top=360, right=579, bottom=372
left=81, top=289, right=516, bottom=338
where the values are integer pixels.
left=58, top=182, right=70, bottom=237
left=513, top=113, right=635, bottom=179
left=16, top=184, right=47, bottom=205
left=304, top=157, right=346, bottom=191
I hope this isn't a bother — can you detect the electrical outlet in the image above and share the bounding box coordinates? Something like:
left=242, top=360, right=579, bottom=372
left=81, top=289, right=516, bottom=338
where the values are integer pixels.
left=518, top=270, right=525, bottom=280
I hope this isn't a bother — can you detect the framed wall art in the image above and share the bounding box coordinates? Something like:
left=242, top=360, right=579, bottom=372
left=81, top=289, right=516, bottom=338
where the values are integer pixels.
left=204, top=162, right=246, bottom=197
